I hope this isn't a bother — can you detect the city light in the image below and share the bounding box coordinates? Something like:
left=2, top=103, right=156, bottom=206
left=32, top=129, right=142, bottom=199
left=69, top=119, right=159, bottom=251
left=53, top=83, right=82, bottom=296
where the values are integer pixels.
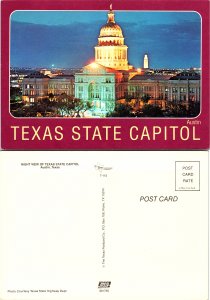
left=90, top=62, right=98, bottom=69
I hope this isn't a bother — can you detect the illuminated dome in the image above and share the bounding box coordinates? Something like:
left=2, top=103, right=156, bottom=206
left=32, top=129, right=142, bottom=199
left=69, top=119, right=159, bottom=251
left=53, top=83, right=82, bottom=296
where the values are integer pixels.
left=99, top=22, right=123, bottom=38
left=99, top=5, right=123, bottom=39
left=95, top=5, right=129, bottom=70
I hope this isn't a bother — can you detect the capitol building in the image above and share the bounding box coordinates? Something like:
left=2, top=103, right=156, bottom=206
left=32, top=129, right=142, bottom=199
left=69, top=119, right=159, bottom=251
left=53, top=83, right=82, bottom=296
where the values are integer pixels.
left=74, top=5, right=135, bottom=116
left=21, top=6, right=200, bottom=117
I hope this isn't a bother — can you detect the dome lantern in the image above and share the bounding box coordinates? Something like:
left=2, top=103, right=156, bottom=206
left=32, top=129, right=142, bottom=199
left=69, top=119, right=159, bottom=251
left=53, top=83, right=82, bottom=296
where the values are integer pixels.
left=107, top=4, right=115, bottom=23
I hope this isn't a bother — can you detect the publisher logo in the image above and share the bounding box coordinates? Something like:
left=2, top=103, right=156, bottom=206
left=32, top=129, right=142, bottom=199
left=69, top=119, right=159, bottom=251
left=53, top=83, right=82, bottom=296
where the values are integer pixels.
left=98, top=281, right=111, bottom=292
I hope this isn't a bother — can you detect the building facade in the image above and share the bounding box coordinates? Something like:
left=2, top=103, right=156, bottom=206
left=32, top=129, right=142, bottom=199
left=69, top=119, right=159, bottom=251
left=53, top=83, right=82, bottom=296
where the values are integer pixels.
left=74, top=63, right=131, bottom=116
left=48, top=75, right=74, bottom=98
left=22, top=73, right=74, bottom=103
left=22, top=73, right=50, bottom=103
left=75, top=63, right=116, bottom=116
left=128, top=72, right=200, bottom=109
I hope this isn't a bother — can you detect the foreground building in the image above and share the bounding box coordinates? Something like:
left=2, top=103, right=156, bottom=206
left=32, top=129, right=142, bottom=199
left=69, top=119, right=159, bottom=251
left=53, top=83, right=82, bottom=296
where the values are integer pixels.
left=22, top=73, right=74, bottom=103
left=22, top=73, right=50, bottom=103
left=75, top=64, right=116, bottom=116
left=74, top=5, right=135, bottom=116
left=48, top=75, right=74, bottom=98
left=128, top=72, right=200, bottom=109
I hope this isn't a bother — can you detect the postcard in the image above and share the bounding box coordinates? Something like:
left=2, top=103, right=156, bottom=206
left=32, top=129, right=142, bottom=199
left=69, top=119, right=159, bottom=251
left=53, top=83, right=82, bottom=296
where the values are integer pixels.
left=1, top=0, right=209, bottom=149
left=0, top=150, right=208, bottom=300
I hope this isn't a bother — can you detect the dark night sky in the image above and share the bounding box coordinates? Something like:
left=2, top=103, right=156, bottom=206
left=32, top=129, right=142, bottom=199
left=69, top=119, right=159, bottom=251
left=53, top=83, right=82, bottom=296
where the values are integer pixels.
left=10, top=11, right=201, bottom=69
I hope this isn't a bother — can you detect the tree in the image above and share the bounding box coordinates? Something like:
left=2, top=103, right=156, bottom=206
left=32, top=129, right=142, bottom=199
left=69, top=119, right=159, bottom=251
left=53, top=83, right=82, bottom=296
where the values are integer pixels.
left=10, top=87, right=22, bottom=102
left=48, top=93, right=54, bottom=101
left=141, top=94, right=151, bottom=103
left=72, top=98, right=93, bottom=117
left=56, top=93, right=93, bottom=117
left=11, top=93, right=93, bottom=118
left=188, top=101, right=200, bottom=117
left=141, top=104, right=164, bottom=117
left=12, top=104, right=40, bottom=117
left=166, top=102, right=188, bottom=117
left=107, top=103, right=133, bottom=117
